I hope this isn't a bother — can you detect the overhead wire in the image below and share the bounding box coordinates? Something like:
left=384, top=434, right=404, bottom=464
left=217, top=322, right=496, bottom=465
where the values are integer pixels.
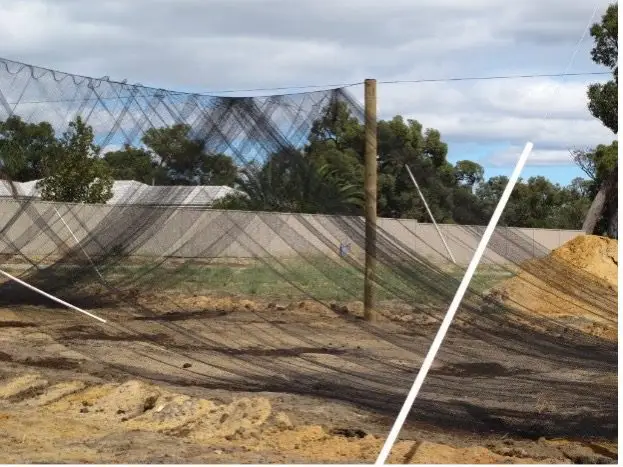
left=206, top=71, right=610, bottom=94
left=0, top=55, right=612, bottom=102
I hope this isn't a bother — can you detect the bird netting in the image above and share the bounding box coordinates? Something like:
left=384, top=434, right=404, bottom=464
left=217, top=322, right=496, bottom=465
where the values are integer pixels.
left=0, top=57, right=616, bottom=446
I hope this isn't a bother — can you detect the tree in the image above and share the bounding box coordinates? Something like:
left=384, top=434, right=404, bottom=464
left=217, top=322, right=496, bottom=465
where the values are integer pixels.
left=574, top=141, right=618, bottom=238
left=103, top=144, right=158, bottom=184
left=581, top=2, right=618, bottom=237
left=305, top=103, right=471, bottom=222
left=198, top=153, right=238, bottom=186
left=37, top=116, right=113, bottom=204
left=305, top=100, right=365, bottom=192
left=455, top=160, right=485, bottom=188
left=572, top=142, right=618, bottom=190
left=216, top=148, right=363, bottom=214
left=307, top=99, right=364, bottom=153
left=1, top=107, right=600, bottom=229
left=551, top=178, right=593, bottom=230
left=375, top=116, right=457, bottom=221
left=0, top=115, right=59, bottom=182
left=141, top=124, right=237, bottom=186
left=587, top=3, right=618, bottom=134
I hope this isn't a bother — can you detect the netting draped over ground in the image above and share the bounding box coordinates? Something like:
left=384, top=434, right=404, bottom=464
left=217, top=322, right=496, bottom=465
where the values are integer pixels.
left=0, top=57, right=617, bottom=444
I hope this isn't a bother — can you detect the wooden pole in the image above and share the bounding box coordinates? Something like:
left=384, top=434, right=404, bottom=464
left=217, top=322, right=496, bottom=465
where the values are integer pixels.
left=364, top=79, right=377, bottom=322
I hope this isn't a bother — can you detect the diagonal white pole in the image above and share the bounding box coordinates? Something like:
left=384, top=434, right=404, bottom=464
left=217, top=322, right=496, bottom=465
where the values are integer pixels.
left=54, top=207, right=105, bottom=282
left=375, top=142, right=533, bottom=465
left=405, top=164, right=456, bottom=264
left=0, top=268, right=107, bottom=324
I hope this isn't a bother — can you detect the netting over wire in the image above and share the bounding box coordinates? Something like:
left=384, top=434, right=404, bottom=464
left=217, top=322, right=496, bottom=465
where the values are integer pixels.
left=0, top=57, right=616, bottom=443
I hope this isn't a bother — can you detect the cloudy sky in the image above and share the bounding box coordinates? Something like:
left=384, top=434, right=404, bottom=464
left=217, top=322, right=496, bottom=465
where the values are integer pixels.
left=0, top=0, right=617, bottom=185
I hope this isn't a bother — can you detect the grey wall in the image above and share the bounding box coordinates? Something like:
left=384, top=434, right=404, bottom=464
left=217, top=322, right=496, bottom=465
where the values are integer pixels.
left=0, top=199, right=584, bottom=266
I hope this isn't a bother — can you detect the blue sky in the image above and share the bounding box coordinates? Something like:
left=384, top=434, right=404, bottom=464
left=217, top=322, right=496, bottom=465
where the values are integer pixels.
left=446, top=142, right=584, bottom=186
left=0, top=0, right=617, bottom=187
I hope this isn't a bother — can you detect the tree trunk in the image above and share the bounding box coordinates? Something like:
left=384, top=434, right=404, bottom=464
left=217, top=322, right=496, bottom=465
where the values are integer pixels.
left=582, top=168, right=618, bottom=236
left=606, top=190, right=618, bottom=239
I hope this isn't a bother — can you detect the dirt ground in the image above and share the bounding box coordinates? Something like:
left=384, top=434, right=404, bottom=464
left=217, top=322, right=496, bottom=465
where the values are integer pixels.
left=0, top=235, right=617, bottom=463
left=0, top=373, right=615, bottom=464
left=0, top=292, right=617, bottom=464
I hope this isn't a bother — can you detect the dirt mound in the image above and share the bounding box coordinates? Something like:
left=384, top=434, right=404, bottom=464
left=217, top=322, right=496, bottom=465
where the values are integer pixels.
left=135, top=292, right=348, bottom=319
left=40, top=378, right=273, bottom=440
left=136, top=293, right=261, bottom=313
left=492, top=235, right=617, bottom=340
left=550, top=235, right=617, bottom=288
left=128, top=393, right=274, bottom=442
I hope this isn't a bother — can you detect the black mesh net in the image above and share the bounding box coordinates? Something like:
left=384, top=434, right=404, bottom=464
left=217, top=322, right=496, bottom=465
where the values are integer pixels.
left=0, top=57, right=616, bottom=453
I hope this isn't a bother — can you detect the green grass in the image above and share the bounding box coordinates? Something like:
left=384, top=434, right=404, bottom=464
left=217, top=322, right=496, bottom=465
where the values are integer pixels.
left=97, top=256, right=515, bottom=304
left=0, top=256, right=515, bottom=305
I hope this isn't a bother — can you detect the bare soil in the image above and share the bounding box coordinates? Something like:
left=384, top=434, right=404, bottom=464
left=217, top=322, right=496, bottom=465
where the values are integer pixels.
left=494, top=235, right=618, bottom=341
left=0, top=291, right=617, bottom=464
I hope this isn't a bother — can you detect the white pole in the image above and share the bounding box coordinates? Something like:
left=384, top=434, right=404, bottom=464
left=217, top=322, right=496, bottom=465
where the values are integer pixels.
left=405, top=164, right=457, bottom=264
left=54, top=207, right=105, bottom=282
left=0, top=268, right=107, bottom=323
left=376, top=142, right=533, bottom=465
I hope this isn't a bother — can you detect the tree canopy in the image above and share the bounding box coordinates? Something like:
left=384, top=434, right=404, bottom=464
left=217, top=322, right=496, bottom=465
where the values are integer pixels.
left=37, top=117, right=113, bottom=204
left=587, top=2, right=618, bottom=134
left=0, top=105, right=599, bottom=228
left=577, top=2, right=618, bottom=238
left=141, top=124, right=238, bottom=186
left=0, top=115, right=58, bottom=182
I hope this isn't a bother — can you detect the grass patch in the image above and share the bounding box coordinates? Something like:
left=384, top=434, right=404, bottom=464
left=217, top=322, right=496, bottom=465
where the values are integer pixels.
left=100, top=256, right=515, bottom=303
left=0, top=256, right=516, bottom=305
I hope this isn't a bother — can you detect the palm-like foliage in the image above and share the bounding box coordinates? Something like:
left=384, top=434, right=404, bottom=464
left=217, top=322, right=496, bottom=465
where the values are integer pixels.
left=214, top=149, right=363, bottom=215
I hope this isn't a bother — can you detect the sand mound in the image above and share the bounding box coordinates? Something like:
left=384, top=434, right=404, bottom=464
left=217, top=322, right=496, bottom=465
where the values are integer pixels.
left=493, top=235, right=617, bottom=340
left=550, top=235, right=617, bottom=288
left=128, top=393, right=273, bottom=442
left=39, top=379, right=277, bottom=443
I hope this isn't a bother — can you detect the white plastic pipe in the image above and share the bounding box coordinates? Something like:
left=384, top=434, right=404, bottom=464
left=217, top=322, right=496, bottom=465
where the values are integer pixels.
left=405, top=164, right=456, bottom=264
left=0, top=268, right=107, bottom=323
left=54, top=207, right=105, bottom=281
left=375, top=142, right=533, bottom=465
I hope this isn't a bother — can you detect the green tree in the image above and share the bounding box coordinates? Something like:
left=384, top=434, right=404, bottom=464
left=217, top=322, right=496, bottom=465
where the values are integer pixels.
left=37, top=116, right=113, bottom=203
left=304, top=103, right=467, bottom=222
left=551, top=178, right=593, bottom=229
left=199, top=153, right=238, bottom=186
left=454, top=160, right=485, bottom=188
left=305, top=100, right=365, bottom=192
left=141, top=124, right=237, bottom=186
left=572, top=141, right=618, bottom=197
left=0, top=115, right=59, bottom=182
left=476, top=175, right=593, bottom=229
left=580, top=2, right=618, bottom=237
left=307, top=99, right=364, bottom=153
left=216, top=148, right=363, bottom=214
left=587, top=2, right=618, bottom=134
left=375, top=116, right=456, bottom=221
left=574, top=141, right=618, bottom=236
left=103, top=144, right=158, bottom=184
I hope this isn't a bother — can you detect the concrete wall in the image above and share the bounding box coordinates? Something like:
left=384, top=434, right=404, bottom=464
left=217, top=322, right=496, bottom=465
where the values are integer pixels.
left=0, top=199, right=584, bottom=266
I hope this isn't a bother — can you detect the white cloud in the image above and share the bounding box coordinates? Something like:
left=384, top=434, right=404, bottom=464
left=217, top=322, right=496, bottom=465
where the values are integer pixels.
left=350, top=76, right=616, bottom=164
left=486, top=146, right=575, bottom=167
